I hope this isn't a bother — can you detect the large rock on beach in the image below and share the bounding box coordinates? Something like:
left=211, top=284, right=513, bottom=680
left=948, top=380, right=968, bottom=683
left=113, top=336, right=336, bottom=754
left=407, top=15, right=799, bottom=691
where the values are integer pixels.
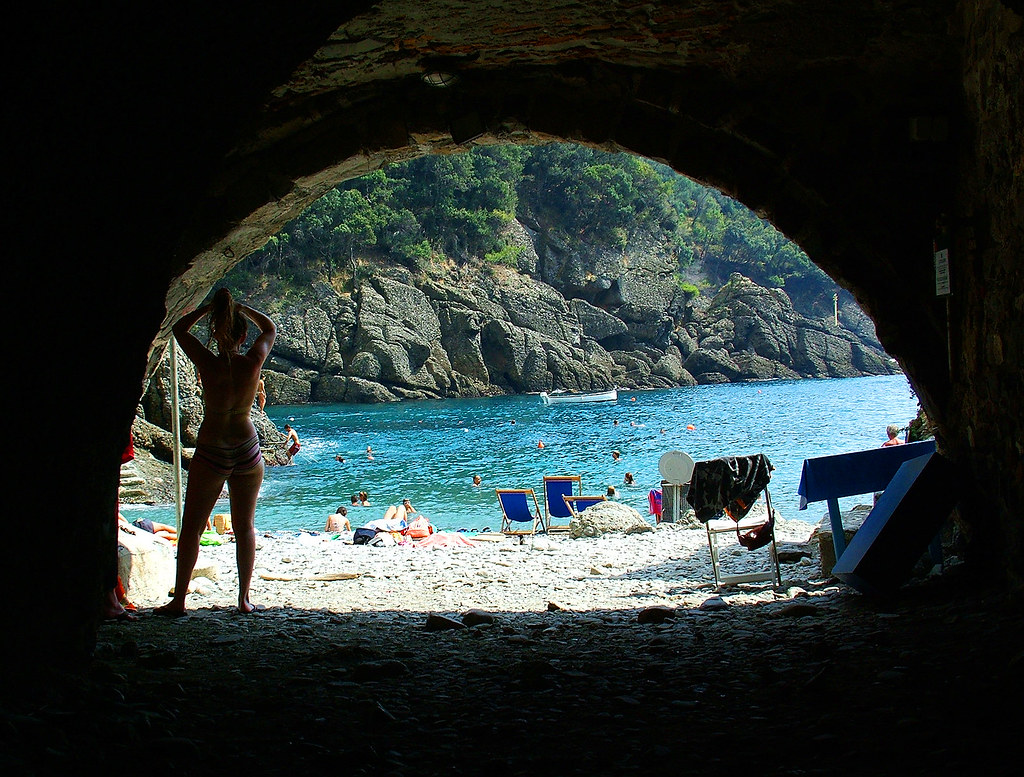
left=117, top=526, right=175, bottom=606
left=815, top=504, right=874, bottom=576
left=568, top=501, right=654, bottom=538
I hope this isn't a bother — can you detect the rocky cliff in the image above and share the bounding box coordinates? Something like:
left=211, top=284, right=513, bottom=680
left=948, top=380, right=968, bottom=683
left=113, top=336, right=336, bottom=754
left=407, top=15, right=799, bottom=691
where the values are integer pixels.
left=142, top=234, right=896, bottom=431
left=135, top=223, right=896, bottom=461
left=237, top=263, right=896, bottom=407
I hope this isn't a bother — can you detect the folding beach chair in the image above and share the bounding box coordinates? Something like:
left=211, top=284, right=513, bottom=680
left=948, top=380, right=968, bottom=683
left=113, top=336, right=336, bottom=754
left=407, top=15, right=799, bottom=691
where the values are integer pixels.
left=496, top=488, right=547, bottom=538
left=542, top=475, right=581, bottom=532
left=562, top=494, right=607, bottom=520
left=685, top=453, right=781, bottom=591
left=703, top=489, right=781, bottom=591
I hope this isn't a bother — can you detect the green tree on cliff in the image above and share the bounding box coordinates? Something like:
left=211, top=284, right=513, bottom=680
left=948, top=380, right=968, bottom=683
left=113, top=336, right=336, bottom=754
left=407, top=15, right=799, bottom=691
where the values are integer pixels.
left=235, top=142, right=837, bottom=315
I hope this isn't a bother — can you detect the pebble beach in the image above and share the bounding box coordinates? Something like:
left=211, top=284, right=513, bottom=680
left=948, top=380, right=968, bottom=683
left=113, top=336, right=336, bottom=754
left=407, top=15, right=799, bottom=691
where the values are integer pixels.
left=67, top=504, right=1015, bottom=777
left=159, top=512, right=823, bottom=617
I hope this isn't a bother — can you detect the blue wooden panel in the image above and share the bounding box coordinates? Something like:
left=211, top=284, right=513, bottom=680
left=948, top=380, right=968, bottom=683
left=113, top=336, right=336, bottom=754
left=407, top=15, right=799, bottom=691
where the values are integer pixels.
left=832, top=451, right=957, bottom=597
left=797, top=440, right=936, bottom=509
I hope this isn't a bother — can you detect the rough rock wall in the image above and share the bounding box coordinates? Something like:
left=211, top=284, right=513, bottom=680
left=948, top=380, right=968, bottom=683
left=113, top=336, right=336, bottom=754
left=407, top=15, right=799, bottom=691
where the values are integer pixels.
left=949, top=1, right=1024, bottom=583
left=11, top=2, right=1023, bottom=679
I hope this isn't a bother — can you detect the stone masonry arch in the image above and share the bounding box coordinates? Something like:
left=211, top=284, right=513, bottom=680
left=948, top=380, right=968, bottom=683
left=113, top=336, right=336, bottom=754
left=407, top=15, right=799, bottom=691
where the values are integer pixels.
left=8, top=1, right=1021, bottom=670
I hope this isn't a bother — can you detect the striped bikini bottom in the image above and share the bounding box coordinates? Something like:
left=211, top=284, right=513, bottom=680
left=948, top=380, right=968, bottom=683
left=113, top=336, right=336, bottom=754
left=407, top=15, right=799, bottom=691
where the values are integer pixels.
left=193, top=435, right=262, bottom=477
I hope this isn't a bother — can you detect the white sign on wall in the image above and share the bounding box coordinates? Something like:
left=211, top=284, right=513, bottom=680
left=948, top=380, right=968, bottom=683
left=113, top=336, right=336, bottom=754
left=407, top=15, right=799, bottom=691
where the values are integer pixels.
left=934, top=248, right=951, bottom=297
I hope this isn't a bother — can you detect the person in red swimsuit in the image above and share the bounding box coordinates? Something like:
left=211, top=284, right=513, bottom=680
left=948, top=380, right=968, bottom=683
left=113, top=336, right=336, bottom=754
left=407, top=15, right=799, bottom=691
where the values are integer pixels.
left=155, top=288, right=276, bottom=616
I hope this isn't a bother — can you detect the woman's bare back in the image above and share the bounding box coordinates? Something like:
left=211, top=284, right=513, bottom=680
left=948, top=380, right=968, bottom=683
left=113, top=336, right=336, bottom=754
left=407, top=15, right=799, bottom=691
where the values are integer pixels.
left=198, top=352, right=263, bottom=445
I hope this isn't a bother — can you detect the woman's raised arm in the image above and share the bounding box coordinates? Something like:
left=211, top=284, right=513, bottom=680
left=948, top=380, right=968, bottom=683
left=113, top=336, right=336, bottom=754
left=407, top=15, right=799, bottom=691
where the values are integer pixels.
left=239, top=303, right=276, bottom=362
left=172, top=303, right=213, bottom=364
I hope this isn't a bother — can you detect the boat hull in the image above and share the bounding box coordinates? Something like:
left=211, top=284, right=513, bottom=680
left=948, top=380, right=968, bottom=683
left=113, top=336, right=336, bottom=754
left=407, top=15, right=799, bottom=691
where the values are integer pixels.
left=540, top=389, right=618, bottom=404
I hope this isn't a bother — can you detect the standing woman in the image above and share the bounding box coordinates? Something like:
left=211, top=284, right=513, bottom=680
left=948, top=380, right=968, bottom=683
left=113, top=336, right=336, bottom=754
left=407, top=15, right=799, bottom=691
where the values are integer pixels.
left=155, top=288, right=276, bottom=616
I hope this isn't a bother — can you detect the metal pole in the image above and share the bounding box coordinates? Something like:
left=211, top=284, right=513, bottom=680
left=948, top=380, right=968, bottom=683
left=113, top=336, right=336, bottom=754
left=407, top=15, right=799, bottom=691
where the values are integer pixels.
left=168, top=340, right=184, bottom=532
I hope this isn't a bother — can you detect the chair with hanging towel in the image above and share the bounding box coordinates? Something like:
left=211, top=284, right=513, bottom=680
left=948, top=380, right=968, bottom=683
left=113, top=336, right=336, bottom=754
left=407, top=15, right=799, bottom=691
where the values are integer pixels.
left=685, top=453, right=782, bottom=591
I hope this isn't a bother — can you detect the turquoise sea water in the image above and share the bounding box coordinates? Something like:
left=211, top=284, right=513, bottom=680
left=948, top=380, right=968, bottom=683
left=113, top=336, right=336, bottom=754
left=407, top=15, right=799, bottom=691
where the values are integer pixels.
left=123, top=374, right=919, bottom=533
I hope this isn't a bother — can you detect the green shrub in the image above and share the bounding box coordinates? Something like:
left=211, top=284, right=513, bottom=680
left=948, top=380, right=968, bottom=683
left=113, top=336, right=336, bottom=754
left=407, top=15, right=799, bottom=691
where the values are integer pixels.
left=485, top=244, right=525, bottom=267
left=678, top=281, right=700, bottom=297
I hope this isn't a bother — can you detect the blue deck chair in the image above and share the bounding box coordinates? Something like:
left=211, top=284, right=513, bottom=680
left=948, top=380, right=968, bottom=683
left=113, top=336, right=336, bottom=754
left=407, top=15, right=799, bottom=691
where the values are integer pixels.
left=562, top=494, right=607, bottom=521
left=496, top=489, right=547, bottom=537
left=542, top=475, right=581, bottom=532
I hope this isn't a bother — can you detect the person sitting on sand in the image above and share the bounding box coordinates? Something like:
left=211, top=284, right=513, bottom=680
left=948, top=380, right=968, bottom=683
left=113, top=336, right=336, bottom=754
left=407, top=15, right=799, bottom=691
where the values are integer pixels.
left=325, top=506, right=351, bottom=532
left=882, top=423, right=904, bottom=447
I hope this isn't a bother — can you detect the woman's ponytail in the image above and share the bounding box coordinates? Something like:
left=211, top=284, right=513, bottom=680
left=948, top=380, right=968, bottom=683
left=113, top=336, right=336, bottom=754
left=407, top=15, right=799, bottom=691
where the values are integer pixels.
left=208, top=288, right=247, bottom=353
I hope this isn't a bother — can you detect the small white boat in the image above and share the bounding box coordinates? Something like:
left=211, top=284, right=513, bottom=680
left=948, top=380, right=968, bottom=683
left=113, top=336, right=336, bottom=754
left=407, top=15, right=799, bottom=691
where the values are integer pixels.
left=540, top=388, right=618, bottom=405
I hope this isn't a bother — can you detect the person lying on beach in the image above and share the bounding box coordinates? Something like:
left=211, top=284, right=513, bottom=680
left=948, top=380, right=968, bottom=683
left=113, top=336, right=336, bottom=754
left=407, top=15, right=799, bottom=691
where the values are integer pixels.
left=325, top=506, right=351, bottom=532
left=378, top=502, right=412, bottom=524
left=120, top=512, right=177, bottom=542
left=361, top=507, right=408, bottom=534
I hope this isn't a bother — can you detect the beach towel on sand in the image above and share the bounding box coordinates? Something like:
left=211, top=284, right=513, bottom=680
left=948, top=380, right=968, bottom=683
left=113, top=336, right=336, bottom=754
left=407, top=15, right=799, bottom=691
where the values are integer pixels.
left=413, top=532, right=478, bottom=549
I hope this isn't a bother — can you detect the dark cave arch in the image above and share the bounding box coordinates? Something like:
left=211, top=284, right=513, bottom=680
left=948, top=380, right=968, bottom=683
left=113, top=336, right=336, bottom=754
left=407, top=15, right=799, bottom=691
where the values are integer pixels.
left=9, top=1, right=1019, bottom=674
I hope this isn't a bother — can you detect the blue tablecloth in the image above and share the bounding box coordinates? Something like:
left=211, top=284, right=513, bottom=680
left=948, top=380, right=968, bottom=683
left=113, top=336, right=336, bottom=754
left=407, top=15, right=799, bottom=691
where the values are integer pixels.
left=797, top=440, right=937, bottom=509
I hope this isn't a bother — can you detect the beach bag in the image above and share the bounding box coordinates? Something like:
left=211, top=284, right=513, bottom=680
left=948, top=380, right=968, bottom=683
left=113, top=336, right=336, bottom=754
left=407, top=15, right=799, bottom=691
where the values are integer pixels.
left=737, top=520, right=773, bottom=550
left=353, top=527, right=377, bottom=545
left=406, top=516, right=433, bottom=539
left=736, top=489, right=775, bottom=551
left=369, top=531, right=397, bottom=547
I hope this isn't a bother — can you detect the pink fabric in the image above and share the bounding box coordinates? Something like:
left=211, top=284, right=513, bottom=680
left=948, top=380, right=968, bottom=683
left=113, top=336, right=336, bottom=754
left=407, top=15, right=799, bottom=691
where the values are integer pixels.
left=413, top=532, right=479, bottom=549
left=648, top=489, right=663, bottom=517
